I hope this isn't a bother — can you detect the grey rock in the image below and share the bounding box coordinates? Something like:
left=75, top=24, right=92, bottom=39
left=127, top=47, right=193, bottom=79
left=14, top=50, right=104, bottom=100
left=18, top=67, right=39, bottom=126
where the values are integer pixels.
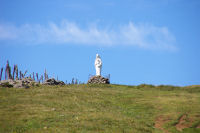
left=0, top=77, right=39, bottom=88
left=43, top=78, right=65, bottom=85
left=0, top=80, right=13, bottom=88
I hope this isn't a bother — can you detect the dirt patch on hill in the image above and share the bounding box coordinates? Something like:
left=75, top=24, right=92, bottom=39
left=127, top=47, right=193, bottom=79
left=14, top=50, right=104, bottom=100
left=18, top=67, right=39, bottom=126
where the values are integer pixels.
left=155, top=115, right=171, bottom=133
left=175, top=114, right=193, bottom=131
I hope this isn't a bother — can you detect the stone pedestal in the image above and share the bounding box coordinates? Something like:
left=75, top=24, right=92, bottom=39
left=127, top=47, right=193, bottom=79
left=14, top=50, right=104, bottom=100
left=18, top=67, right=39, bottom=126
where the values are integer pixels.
left=87, top=76, right=110, bottom=84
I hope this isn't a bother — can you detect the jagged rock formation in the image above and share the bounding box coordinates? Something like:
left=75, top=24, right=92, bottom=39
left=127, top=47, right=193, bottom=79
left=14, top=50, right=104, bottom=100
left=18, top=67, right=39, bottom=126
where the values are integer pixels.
left=87, top=76, right=110, bottom=84
left=0, top=77, right=39, bottom=88
left=43, top=78, right=65, bottom=85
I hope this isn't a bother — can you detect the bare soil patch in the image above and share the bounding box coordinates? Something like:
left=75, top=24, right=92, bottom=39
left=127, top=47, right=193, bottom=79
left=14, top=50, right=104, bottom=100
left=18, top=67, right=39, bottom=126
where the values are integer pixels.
left=155, top=115, right=171, bottom=133
left=175, top=114, right=193, bottom=131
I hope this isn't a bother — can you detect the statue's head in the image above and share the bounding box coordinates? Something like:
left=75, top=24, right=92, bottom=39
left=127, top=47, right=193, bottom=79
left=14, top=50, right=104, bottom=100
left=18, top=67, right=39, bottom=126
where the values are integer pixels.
left=96, top=54, right=100, bottom=58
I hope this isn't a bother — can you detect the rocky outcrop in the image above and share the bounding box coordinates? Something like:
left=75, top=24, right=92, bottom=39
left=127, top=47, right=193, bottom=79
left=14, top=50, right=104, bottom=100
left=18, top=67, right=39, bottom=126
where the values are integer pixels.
left=0, top=80, right=14, bottom=88
left=0, top=77, right=39, bottom=88
left=0, top=78, right=65, bottom=88
left=87, top=76, right=110, bottom=84
left=43, top=78, right=65, bottom=85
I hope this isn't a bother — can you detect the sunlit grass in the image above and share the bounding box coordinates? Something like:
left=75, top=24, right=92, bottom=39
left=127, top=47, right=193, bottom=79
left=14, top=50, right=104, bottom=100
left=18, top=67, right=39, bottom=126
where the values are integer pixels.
left=0, top=84, right=200, bottom=133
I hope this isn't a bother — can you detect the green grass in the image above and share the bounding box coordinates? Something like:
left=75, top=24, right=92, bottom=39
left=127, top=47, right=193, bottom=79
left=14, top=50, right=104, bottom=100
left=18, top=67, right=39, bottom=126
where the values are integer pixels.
left=0, top=84, right=200, bottom=133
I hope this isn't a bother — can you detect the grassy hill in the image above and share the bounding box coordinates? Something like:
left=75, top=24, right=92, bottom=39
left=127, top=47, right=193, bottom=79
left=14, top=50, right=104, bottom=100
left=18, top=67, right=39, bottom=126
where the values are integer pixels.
left=0, top=84, right=200, bottom=133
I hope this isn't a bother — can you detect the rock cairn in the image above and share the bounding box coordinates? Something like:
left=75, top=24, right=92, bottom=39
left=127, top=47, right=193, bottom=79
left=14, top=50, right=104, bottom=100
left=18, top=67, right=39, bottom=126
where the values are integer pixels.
left=43, top=78, right=65, bottom=85
left=0, top=77, right=38, bottom=88
left=87, top=76, right=110, bottom=84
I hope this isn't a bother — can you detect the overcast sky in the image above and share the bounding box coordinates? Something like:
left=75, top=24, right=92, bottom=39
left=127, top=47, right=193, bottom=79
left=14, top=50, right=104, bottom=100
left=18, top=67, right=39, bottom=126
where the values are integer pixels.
left=0, top=0, right=200, bottom=86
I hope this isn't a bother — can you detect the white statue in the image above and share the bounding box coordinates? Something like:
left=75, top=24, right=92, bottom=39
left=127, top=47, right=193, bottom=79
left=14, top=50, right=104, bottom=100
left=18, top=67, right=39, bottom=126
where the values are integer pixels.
left=95, top=54, right=102, bottom=76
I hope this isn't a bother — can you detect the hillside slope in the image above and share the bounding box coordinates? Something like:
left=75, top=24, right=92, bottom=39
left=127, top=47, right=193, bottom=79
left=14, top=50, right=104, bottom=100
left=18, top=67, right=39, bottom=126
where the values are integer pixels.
left=0, top=84, right=200, bottom=133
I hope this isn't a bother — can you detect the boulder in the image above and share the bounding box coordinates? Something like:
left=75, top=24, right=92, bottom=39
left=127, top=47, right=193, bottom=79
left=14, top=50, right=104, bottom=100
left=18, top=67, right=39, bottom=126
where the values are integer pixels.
left=0, top=80, right=13, bottom=88
left=87, top=76, right=110, bottom=84
left=43, top=78, right=65, bottom=85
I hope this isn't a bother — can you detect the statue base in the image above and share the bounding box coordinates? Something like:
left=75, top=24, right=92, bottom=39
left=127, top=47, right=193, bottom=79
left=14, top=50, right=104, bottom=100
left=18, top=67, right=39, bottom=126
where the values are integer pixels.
left=87, top=75, right=110, bottom=84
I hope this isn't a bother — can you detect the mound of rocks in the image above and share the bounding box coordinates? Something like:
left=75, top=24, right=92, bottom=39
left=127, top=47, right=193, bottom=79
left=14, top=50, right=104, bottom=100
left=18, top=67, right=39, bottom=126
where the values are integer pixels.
left=43, top=78, right=65, bottom=85
left=0, top=77, right=39, bottom=88
left=87, top=76, right=110, bottom=84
